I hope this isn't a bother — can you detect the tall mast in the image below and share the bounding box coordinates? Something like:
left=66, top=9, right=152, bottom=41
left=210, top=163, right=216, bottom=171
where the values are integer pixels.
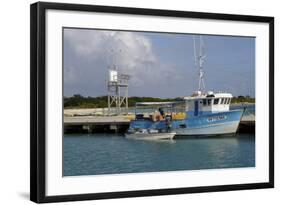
left=193, top=35, right=206, bottom=93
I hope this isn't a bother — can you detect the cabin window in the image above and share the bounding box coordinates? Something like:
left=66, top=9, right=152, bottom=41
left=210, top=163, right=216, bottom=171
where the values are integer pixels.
left=203, top=99, right=207, bottom=106
left=207, top=99, right=212, bottom=106
left=220, top=98, right=223, bottom=104
left=214, top=98, right=219, bottom=105
left=224, top=98, right=228, bottom=104
left=226, top=98, right=231, bottom=104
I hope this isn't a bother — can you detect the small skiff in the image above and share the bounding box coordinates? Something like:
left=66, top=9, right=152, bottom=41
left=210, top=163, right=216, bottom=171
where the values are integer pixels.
left=125, top=129, right=176, bottom=140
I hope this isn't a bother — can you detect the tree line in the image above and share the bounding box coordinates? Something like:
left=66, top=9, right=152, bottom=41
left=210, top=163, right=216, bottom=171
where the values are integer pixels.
left=231, top=95, right=255, bottom=103
left=64, top=94, right=255, bottom=108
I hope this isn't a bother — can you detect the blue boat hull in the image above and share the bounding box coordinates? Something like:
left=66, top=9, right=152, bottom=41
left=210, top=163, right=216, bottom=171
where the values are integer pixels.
left=129, top=109, right=243, bottom=136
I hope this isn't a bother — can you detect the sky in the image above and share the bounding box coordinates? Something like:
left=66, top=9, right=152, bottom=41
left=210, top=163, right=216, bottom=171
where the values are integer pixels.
left=63, top=28, right=255, bottom=98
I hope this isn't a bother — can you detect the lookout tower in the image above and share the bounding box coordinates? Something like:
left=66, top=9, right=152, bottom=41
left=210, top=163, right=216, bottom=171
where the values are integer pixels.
left=107, top=68, right=130, bottom=114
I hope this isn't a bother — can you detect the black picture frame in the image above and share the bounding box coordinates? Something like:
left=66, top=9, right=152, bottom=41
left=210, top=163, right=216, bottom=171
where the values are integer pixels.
left=30, top=1, right=274, bottom=203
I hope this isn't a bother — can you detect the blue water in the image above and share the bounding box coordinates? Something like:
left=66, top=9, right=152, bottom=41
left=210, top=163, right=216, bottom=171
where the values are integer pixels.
left=64, top=134, right=255, bottom=176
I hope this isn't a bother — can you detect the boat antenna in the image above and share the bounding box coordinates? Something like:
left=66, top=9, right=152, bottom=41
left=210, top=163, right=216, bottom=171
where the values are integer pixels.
left=193, top=35, right=206, bottom=93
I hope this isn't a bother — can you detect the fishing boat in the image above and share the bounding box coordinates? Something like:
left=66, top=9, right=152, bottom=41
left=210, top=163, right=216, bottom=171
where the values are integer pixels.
left=127, top=36, right=244, bottom=136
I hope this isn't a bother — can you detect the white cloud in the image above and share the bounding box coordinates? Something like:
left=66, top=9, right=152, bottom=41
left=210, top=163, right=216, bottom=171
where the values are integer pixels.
left=64, top=29, right=180, bottom=93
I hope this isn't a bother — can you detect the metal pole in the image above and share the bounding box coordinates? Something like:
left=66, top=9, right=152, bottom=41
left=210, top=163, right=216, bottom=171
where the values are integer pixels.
left=126, top=86, right=128, bottom=113
left=107, top=81, right=110, bottom=115
left=117, top=84, right=120, bottom=114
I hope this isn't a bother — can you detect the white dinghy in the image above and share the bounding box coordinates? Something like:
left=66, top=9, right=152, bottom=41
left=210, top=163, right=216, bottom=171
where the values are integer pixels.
left=125, top=129, right=176, bottom=140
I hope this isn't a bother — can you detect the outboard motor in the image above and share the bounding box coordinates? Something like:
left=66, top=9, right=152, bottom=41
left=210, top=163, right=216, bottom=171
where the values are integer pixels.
left=165, top=115, right=172, bottom=132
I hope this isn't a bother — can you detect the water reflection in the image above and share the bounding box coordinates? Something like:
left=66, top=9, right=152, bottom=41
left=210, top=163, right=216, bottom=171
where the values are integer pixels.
left=64, top=133, right=255, bottom=176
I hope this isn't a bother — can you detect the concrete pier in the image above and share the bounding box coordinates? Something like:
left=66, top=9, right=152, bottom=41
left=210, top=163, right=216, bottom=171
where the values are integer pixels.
left=238, top=115, right=255, bottom=133
left=64, top=116, right=130, bottom=133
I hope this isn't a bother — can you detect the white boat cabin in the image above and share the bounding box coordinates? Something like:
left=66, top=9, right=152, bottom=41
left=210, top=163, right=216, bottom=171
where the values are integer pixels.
left=183, top=91, right=233, bottom=116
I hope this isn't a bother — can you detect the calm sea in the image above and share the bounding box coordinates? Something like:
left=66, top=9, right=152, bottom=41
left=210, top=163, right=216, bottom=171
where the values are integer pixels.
left=64, top=133, right=255, bottom=176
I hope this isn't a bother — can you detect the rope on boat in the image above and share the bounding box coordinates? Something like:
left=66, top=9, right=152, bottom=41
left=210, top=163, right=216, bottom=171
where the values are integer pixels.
left=241, top=103, right=255, bottom=117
